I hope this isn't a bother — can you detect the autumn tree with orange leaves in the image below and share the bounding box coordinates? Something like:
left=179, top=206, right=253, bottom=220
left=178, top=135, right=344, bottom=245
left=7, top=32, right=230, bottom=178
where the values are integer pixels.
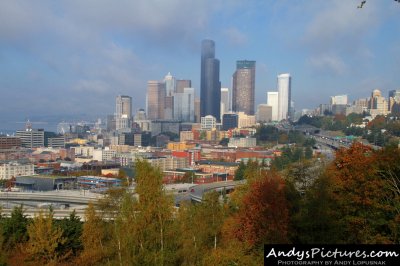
left=327, top=142, right=399, bottom=243
left=223, top=170, right=289, bottom=249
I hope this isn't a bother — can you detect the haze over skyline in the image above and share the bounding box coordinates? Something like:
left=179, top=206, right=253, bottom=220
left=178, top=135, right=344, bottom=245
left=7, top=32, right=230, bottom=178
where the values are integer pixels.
left=0, top=0, right=399, bottom=124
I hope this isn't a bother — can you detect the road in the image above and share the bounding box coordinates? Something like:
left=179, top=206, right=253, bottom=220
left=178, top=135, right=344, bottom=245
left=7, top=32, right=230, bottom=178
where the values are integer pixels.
left=189, top=180, right=245, bottom=202
left=0, top=190, right=100, bottom=205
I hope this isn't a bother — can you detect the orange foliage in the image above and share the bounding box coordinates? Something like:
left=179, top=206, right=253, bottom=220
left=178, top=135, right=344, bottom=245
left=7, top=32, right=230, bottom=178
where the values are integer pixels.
left=223, top=171, right=289, bottom=248
left=327, top=142, right=396, bottom=243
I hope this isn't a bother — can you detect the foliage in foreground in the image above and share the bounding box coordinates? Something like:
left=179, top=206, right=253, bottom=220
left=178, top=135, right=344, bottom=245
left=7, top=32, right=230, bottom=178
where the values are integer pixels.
left=0, top=147, right=399, bottom=265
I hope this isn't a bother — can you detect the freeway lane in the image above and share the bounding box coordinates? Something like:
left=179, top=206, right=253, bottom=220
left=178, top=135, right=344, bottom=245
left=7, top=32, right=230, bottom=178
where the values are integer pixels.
left=0, top=208, right=87, bottom=220
left=189, top=180, right=245, bottom=202
left=0, top=190, right=101, bottom=205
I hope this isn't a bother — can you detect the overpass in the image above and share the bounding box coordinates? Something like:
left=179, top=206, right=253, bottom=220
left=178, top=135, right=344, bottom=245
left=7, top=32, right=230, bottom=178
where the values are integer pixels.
left=0, top=190, right=100, bottom=205
left=189, top=180, right=245, bottom=202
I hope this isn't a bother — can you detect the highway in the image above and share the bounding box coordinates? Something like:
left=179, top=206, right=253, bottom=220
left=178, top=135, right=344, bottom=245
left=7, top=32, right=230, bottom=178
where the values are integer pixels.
left=294, top=124, right=381, bottom=151
left=0, top=181, right=246, bottom=219
left=189, top=180, right=245, bottom=202
left=0, top=208, right=87, bottom=220
left=0, top=190, right=100, bottom=205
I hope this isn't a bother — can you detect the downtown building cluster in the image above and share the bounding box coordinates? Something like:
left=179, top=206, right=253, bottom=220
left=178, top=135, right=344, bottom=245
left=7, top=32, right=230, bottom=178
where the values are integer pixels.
left=0, top=39, right=288, bottom=185
left=302, top=89, right=400, bottom=119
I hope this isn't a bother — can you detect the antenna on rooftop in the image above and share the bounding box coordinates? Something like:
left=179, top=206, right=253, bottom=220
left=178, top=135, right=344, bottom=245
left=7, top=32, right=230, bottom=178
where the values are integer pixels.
left=25, top=119, right=32, bottom=131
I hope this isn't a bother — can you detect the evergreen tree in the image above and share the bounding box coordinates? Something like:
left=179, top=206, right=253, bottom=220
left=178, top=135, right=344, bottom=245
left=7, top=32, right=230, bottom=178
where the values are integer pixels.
left=1, top=205, right=28, bottom=249
left=27, top=210, right=66, bottom=265
left=234, top=161, right=246, bottom=181
left=56, top=210, right=83, bottom=257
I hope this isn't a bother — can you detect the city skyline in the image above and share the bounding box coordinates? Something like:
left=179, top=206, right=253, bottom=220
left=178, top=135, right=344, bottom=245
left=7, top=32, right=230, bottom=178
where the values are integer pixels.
left=0, top=1, right=399, bottom=124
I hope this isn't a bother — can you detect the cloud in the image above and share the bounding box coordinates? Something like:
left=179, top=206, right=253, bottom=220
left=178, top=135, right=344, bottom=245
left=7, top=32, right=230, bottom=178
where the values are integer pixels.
left=223, top=27, right=248, bottom=46
left=0, top=1, right=54, bottom=41
left=72, top=79, right=111, bottom=94
left=303, top=1, right=380, bottom=54
left=308, top=54, right=347, bottom=75
left=0, top=0, right=235, bottom=118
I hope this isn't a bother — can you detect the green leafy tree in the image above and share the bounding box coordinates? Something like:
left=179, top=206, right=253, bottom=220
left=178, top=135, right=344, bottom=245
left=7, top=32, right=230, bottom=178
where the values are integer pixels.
left=133, top=160, right=176, bottom=265
left=295, top=174, right=342, bottom=244
left=79, top=203, right=108, bottom=266
left=305, top=146, right=313, bottom=159
left=177, top=192, right=224, bottom=266
left=255, top=125, right=279, bottom=143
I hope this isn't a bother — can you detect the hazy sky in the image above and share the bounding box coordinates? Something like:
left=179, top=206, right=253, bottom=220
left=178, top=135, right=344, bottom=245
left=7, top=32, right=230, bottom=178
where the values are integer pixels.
left=0, top=0, right=399, bottom=124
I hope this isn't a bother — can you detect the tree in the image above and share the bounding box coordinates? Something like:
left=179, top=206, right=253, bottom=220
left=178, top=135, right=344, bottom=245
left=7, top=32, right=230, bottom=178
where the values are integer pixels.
left=56, top=210, right=83, bottom=257
left=219, top=137, right=229, bottom=146
left=177, top=192, right=224, bottom=265
left=27, top=210, right=66, bottom=265
left=327, top=143, right=397, bottom=243
left=255, top=125, right=278, bottom=142
left=305, top=146, right=313, bottom=159
left=79, top=203, right=108, bottom=266
left=225, top=171, right=289, bottom=249
left=244, top=159, right=261, bottom=181
left=374, top=147, right=400, bottom=242
left=1, top=205, right=28, bottom=249
left=295, top=174, right=342, bottom=244
left=234, top=161, right=246, bottom=181
left=133, top=160, right=176, bottom=265
left=0, top=206, right=6, bottom=265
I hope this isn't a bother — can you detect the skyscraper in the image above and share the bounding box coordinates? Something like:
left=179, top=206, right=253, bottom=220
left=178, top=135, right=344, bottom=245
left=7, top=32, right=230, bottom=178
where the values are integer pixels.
left=176, top=79, right=192, bottom=93
left=116, top=95, right=132, bottom=118
left=163, top=73, right=176, bottom=120
left=147, top=81, right=166, bottom=120
left=200, top=39, right=221, bottom=121
left=277, top=73, right=291, bottom=121
left=194, top=98, right=201, bottom=123
left=174, top=88, right=195, bottom=122
left=267, top=91, right=279, bottom=121
left=164, top=72, right=176, bottom=96
left=220, top=87, right=230, bottom=120
left=389, top=90, right=400, bottom=102
left=115, top=95, right=132, bottom=131
left=232, top=60, right=256, bottom=115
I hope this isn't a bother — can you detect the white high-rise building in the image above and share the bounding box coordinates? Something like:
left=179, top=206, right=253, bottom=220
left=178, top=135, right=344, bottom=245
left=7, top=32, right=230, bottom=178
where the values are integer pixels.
left=201, top=115, right=217, bottom=130
left=267, top=91, right=279, bottom=121
left=277, top=73, right=291, bottom=121
left=220, top=87, right=230, bottom=120
left=115, top=95, right=132, bottom=131
left=174, top=88, right=195, bottom=122
left=330, top=95, right=348, bottom=105
left=164, top=72, right=176, bottom=120
left=164, top=72, right=176, bottom=96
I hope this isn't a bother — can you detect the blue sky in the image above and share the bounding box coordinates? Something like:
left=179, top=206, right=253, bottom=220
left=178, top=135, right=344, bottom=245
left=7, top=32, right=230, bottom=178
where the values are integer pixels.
left=0, top=0, right=399, bottom=125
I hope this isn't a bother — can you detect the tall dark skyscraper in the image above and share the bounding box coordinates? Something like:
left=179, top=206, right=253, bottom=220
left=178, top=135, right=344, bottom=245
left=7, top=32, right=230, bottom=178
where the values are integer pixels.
left=200, top=39, right=221, bottom=121
left=232, top=60, right=256, bottom=115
